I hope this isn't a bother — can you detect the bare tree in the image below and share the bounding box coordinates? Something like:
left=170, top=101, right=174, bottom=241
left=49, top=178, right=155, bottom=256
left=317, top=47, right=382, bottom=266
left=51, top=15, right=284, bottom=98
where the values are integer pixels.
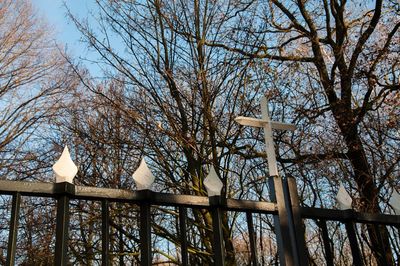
left=0, top=0, right=77, bottom=180
left=0, top=1, right=79, bottom=264
left=203, top=0, right=399, bottom=264
left=64, top=0, right=283, bottom=263
left=59, top=0, right=400, bottom=264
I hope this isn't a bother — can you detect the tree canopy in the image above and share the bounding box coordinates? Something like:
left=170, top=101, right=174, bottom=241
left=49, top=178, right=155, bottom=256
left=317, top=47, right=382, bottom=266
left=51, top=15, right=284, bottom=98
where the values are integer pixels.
left=0, top=0, right=398, bottom=264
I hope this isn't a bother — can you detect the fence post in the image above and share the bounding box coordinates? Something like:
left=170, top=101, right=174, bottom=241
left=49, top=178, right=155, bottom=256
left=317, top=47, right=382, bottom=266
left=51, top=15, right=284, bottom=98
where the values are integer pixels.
left=268, top=176, right=295, bottom=266
left=318, top=219, right=334, bottom=266
left=102, top=199, right=110, bottom=266
left=179, top=206, right=189, bottom=266
left=54, top=182, right=74, bottom=266
left=246, top=212, right=258, bottom=266
left=372, top=224, right=394, bottom=265
left=139, top=190, right=152, bottom=266
left=344, top=219, right=363, bottom=266
left=286, top=177, right=309, bottom=266
left=209, top=195, right=225, bottom=266
left=6, top=193, right=21, bottom=266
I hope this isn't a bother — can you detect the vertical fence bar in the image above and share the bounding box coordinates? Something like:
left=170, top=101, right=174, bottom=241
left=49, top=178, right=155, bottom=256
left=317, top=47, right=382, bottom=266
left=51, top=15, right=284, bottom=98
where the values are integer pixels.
left=268, top=176, right=294, bottom=266
left=179, top=206, right=188, bottom=266
left=344, top=221, right=363, bottom=266
left=210, top=196, right=225, bottom=265
left=118, top=207, right=124, bottom=266
left=140, top=202, right=152, bottom=266
left=286, top=177, right=309, bottom=266
left=372, top=224, right=393, bottom=265
left=55, top=195, right=70, bottom=266
left=246, top=212, right=258, bottom=266
left=102, top=199, right=110, bottom=266
left=318, top=219, right=334, bottom=266
left=6, top=193, right=21, bottom=266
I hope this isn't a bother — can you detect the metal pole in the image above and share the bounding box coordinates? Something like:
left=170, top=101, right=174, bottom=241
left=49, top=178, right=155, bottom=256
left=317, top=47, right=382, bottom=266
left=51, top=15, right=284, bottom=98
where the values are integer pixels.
left=140, top=202, right=152, bottom=266
left=268, top=176, right=294, bottom=266
left=102, top=199, right=110, bottom=266
left=210, top=196, right=225, bottom=266
left=373, top=224, right=394, bottom=265
left=344, top=221, right=363, bottom=266
left=286, top=177, right=309, bottom=266
left=246, top=212, right=258, bottom=266
left=318, top=219, right=334, bottom=266
left=55, top=194, right=70, bottom=266
left=179, top=206, right=189, bottom=266
left=280, top=177, right=301, bottom=266
left=6, top=193, right=21, bottom=266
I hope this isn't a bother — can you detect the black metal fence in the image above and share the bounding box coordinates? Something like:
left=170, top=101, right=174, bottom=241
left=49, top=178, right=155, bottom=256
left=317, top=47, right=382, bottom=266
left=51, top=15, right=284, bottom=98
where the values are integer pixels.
left=0, top=177, right=399, bottom=265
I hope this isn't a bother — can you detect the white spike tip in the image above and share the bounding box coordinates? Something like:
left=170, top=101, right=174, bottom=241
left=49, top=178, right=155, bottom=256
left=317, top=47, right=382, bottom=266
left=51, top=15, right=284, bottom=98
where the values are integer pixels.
left=53, top=146, right=78, bottom=184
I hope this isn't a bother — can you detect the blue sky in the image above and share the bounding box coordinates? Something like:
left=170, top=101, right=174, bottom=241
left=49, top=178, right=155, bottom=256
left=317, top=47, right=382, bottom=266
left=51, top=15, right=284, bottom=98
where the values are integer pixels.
left=33, top=0, right=101, bottom=74
left=33, top=0, right=131, bottom=77
left=33, top=1, right=89, bottom=53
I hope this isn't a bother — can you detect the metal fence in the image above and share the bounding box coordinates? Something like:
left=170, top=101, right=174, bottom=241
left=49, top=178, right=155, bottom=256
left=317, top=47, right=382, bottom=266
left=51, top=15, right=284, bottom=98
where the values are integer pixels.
left=0, top=177, right=399, bottom=266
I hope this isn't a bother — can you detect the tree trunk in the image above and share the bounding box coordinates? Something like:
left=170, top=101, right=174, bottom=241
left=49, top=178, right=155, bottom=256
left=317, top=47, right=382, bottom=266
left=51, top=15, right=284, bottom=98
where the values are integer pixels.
left=336, top=114, right=394, bottom=265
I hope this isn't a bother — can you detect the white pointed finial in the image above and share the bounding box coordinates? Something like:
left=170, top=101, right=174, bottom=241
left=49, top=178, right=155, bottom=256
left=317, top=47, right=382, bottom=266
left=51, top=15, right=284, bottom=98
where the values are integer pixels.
left=389, top=190, right=400, bottom=215
left=132, top=158, right=155, bottom=190
left=336, top=183, right=352, bottom=210
left=53, top=146, right=78, bottom=183
left=204, top=166, right=223, bottom=196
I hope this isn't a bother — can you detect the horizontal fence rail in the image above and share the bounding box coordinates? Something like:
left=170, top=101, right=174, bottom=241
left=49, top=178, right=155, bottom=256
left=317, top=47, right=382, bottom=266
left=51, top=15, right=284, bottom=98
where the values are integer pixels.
left=0, top=179, right=399, bottom=266
left=301, top=206, right=400, bottom=225
left=0, top=180, right=277, bottom=212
